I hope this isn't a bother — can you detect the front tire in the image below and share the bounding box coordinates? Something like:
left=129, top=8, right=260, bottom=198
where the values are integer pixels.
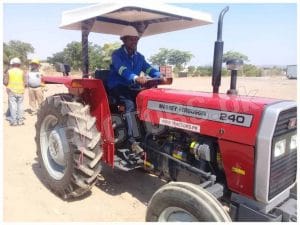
left=35, top=94, right=102, bottom=199
left=146, top=182, right=231, bottom=222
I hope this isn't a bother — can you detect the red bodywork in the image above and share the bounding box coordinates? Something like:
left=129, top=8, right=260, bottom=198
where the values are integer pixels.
left=44, top=76, right=281, bottom=199
left=136, top=88, right=279, bottom=198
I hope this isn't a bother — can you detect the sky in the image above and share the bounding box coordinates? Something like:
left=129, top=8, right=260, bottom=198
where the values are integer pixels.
left=2, top=0, right=298, bottom=67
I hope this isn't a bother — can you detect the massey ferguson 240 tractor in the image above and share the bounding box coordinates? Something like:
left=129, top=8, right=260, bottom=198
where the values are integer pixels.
left=35, top=1, right=297, bottom=222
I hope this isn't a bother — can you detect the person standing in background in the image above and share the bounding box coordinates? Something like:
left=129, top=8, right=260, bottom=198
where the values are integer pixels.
left=3, top=67, right=11, bottom=120
left=27, top=59, right=44, bottom=115
left=3, top=57, right=26, bottom=126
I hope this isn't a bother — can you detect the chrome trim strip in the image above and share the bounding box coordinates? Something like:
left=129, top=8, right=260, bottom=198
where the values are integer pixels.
left=255, top=101, right=296, bottom=203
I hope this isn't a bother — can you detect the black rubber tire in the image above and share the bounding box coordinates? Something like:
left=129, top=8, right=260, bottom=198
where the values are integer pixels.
left=35, top=94, right=102, bottom=199
left=146, top=182, right=231, bottom=222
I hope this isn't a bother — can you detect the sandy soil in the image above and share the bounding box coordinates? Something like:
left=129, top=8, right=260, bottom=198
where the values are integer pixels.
left=2, top=75, right=297, bottom=222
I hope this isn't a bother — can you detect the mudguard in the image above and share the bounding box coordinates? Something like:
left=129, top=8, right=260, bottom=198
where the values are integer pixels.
left=43, top=76, right=115, bottom=166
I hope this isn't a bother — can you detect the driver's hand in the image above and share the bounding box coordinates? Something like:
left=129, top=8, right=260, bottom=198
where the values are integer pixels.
left=135, top=76, right=147, bottom=84
left=161, top=76, right=168, bottom=83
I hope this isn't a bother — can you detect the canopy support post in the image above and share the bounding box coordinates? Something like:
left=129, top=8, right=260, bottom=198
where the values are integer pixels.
left=81, top=19, right=95, bottom=78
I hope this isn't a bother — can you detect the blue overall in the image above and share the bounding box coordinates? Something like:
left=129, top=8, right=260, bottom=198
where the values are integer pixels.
left=107, top=46, right=160, bottom=144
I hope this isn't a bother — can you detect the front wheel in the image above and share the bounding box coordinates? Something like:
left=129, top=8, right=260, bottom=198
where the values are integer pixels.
left=146, top=182, right=231, bottom=222
left=35, top=94, right=102, bottom=199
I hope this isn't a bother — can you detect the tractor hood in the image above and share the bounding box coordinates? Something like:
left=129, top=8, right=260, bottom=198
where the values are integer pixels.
left=59, top=0, right=213, bottom=37
left=137, top=88, right=281, bottom=146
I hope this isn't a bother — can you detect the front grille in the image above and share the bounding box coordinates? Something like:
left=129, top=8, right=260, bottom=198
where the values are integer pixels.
left=269, top=150, right=297, bottom=200
left=273, top=107, right=297, bottom=137
left=269, top=107, right=297, bottom=200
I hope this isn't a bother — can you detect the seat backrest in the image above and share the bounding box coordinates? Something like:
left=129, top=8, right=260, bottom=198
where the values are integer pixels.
left=94, top=69, right=111, bottom=94
left=94, top=69, right=110, bottom=84
left=94, top=69, right=124, bottom=107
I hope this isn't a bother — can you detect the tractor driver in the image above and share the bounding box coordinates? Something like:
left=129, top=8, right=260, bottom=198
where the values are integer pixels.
left=107, top=25, right=162, bottom=156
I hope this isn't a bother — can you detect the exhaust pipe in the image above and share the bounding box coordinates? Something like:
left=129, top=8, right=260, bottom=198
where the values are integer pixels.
left=212, top=6, right=229, bottom=93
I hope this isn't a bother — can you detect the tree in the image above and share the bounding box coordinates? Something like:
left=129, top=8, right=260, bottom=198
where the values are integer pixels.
left=3, top=43, right=11, bottom=66
left=167, top=49, right=193, bottom=71
left=46, top=52, right=65, bottom=65
left=63, top=41, right=82, bottom=70
left=149, top=48, right=170, bottom=66
left=3, top=40, right=34, bottom=67
left=99, top=42, right=121, bottom=69
left=242, top=64, right=262, bottom=77
left=187, top=66, right=196, bottom=76
left=222, top=50, right=249, bottom=63
left=47, top=41, right=121, bottom=71
left=149, top=48, right=193, bottom=71
left=47, top=42, right=86, bottom=70
left=196, top=66, right=212, bottom=77
left=88, top=43, right=103, bottom=70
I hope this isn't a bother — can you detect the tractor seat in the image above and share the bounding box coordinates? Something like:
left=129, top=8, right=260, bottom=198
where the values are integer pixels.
left=94, top=69, right=110, bottom=89
left=94, top=69, right=125, bottom=112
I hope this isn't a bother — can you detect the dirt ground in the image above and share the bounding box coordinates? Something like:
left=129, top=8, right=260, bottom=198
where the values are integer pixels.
left=2, top=75, right=297, bottom=222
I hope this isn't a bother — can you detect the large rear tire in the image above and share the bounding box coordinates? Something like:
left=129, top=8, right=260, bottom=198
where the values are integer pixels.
left=146, top=182, right=231, bottom=222
left=35, top=94, right=102, bottom=199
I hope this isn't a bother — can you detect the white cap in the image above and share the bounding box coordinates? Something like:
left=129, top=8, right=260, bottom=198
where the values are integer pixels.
left=10, top=57, right=21, bottom=65
left=120, top=26, right=139, bottom=38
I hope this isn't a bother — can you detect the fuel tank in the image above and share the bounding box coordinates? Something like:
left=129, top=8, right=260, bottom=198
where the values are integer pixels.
left=137, top=88, right=280, bottom=146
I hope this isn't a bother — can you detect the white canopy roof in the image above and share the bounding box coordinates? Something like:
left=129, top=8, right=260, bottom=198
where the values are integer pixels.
left=60, top=0, right=213, bottom=37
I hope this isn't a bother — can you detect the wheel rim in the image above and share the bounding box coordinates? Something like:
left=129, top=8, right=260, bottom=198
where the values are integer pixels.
left=158, top=207, right=198, bottom=222
left=40, top=114, right=68, bottom=180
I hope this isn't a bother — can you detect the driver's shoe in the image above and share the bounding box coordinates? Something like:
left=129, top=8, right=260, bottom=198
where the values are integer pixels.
left=131, top=142, right=144, bottom=156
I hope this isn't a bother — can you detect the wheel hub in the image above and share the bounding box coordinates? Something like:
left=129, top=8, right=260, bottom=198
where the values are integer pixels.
left=159, top=207, right=198, bottom=222
left=40, top=114, right=68, bottom=180
left=49, top=130, right=65, bottom=166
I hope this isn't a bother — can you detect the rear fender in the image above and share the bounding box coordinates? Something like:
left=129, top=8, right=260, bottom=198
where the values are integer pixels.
left=43, top=76, right=115, bottom=166
left=81, top=80, right=115, bottom=167
left=43, top=76, right=100, bottom=88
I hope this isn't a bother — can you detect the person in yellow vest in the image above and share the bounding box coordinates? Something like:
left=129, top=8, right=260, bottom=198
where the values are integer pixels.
left=27, top=59, right=44, bottom=115
left=3, top=57, right=26, bottom=126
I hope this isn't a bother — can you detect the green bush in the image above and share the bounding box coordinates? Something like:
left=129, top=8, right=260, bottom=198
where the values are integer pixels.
left=242, top=64, right=262, bottom=77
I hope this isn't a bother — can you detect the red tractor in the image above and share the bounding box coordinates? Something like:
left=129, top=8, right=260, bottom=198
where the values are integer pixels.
left=35, top=2, right=297, bottom=222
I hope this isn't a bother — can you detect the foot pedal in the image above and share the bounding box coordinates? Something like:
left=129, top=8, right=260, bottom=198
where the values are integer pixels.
left=118, top=149, right=136, bottom=161
left=114, top=149, right=143, bottom=171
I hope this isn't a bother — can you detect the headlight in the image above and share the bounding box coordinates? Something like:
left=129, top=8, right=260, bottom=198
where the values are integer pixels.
left=274, top=139, right=286, bottom=158
left=290, top=134, right=297, bottom=150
